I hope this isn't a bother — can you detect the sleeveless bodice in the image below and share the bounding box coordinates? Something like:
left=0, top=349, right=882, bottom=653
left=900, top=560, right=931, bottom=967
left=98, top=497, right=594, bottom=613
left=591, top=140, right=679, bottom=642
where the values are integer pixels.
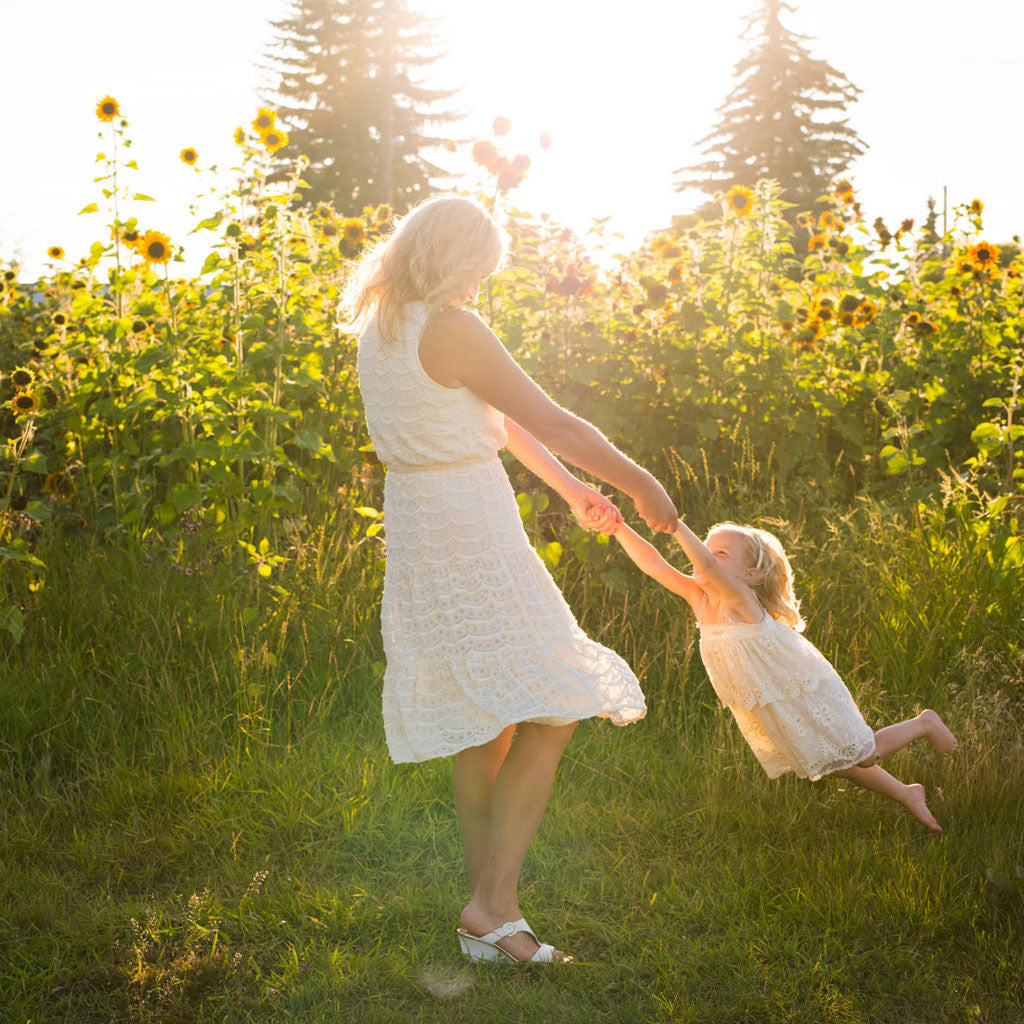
left=356, top=302, right=507, bottom=469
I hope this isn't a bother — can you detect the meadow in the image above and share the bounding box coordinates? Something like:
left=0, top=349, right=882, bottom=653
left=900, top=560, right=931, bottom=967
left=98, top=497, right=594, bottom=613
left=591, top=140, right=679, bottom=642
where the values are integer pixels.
left=1, top=102, right=1022, bottom=1022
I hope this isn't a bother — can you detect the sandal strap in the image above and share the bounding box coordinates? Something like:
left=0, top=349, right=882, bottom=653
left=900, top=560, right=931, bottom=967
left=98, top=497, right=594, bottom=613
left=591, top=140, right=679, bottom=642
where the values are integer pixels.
left=530, top=942, right=557, bottom=963
left=508, top=917, right=539, bottom=942
left=476, top=920, right=519, bottom=944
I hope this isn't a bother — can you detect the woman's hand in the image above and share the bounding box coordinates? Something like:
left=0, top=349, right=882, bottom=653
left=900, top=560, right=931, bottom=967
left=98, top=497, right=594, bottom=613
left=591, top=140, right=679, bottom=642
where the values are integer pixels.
left=566, top=484, right=623, bottom=533
left=632, top=473, right=678, bottom=533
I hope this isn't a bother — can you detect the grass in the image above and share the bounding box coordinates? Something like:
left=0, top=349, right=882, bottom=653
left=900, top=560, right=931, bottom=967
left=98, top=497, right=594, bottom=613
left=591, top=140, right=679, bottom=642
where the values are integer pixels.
left=2, top=490, right=1023, bottom=1023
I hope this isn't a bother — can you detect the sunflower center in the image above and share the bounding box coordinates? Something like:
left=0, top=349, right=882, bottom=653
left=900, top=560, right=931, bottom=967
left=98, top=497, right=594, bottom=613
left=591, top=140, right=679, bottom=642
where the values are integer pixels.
left=148, top=243, right=166, bottom=258
left=102, top=102, right=116, bottom=115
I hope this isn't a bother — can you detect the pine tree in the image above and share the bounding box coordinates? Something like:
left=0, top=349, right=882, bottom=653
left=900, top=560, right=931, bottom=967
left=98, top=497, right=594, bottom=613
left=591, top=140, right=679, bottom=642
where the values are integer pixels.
left=263, top=0, right=459, bottom=211
left=676, top=0, right=866, bottom=214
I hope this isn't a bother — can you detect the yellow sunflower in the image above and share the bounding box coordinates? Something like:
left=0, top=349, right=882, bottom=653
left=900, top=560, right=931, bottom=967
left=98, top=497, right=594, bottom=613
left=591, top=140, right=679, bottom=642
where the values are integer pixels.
left=492, top=115, right=511, bottom=136
left=11, top=367, right=34, bottom=389
left=905, top=311, right=921, bottom=325
left=252, top=108, right=276, bottom=132
left=44, top=471, right=77, bottom=501
left=969, top=198, right=984, bottom=215
left=374, top=203, right=392, bottom=225
left=260, top=127, right=288, bottom=152
left=52, top=311, right=69, bottom=327
left=12, top=391, right=39, bottom=415
left=234, top=126, right=246, bottom=145
left=47, top=246, right=64, bottom=260
left=667, top=263, right=682, bottom=283
left=180, top=147, right=198, bottom=166
left=968, top=241, right=1000, bottom=269
left=834, top=180, right=854, bottom=203
left=96, top=95, right=120, bottom=121
left=956, top=258, right=974, bottom=275
left=808, top=234, right=826, bottom=252
left=819, top=210, right=836, bottom=229
left=139, top=230, right=172, bottom=265
left=839, top=311, right=854, bottom=327
left=853, top=300, right=877, bottom=326
left=342, top=219, right=366, bottom=245
left=723, top=185, right=754, bottom=216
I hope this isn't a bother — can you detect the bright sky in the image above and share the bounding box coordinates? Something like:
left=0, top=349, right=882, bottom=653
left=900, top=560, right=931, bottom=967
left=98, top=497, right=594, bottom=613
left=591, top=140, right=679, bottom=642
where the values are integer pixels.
left=3, top=0, right=1023, bottom=279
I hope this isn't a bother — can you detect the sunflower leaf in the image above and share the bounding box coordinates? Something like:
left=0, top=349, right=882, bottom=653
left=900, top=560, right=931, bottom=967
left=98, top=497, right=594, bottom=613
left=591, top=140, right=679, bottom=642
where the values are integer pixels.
left=77, top=203, right=100, bottom=215
left=133, top=193, right=156, bottom=202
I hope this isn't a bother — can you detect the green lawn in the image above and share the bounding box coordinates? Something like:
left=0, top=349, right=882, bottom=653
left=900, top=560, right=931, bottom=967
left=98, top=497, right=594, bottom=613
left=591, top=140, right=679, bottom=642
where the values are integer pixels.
left=2, top=508, right=1022, bottom=1023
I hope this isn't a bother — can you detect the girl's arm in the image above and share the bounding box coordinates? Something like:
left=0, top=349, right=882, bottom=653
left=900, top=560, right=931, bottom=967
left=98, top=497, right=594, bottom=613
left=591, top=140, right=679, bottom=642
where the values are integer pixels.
left=610, top=522, right=705, bottom=614
left=672, top=518, right=761, bottom=616
left=503, top=417, right=620, bottom=530
left=418, top=308, right=678, bottom=531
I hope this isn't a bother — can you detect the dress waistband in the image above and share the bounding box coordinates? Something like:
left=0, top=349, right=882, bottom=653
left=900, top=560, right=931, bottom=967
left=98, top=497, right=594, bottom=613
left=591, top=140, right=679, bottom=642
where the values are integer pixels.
left=384, top=453, right=499, bottom=474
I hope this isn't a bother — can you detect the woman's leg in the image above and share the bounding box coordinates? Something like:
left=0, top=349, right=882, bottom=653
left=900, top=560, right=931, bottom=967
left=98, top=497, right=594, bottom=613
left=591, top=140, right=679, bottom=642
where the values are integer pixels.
left=858, top=708, right=958, bottom=766
left=833, top=764, right=942, bottom=832
left=459, top=720, right=577, bottom=961
left=452, top=725, right=516, bottom=889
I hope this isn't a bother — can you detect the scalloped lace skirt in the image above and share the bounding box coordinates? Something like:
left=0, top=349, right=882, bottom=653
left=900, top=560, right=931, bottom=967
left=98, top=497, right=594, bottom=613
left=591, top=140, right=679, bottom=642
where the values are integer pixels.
left=728, top=675, right=876, bottom=781
left=378, top=456, right=646, bottom=763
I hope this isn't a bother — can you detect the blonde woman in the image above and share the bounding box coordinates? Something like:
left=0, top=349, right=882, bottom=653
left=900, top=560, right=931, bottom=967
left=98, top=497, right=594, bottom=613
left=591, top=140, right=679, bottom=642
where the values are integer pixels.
left=595, top=515, right=958, bottom=831
left=348, top=194, right=678, bottom=963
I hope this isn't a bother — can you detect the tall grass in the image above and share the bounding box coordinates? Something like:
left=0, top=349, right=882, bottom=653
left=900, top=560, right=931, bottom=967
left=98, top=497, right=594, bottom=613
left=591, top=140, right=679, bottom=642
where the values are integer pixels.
left=2, top=472, right=1022, bottom=1022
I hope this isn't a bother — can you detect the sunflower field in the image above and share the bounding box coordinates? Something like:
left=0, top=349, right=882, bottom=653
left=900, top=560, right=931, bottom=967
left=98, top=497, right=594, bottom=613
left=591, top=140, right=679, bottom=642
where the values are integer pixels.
left=1, top=99, right=1022, bottom=642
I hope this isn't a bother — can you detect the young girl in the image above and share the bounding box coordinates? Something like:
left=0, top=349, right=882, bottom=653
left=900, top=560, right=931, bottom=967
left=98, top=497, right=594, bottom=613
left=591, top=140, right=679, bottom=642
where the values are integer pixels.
left=596, top=515, right=957, bottom=831
left=348, top=194, right=678, bottom=964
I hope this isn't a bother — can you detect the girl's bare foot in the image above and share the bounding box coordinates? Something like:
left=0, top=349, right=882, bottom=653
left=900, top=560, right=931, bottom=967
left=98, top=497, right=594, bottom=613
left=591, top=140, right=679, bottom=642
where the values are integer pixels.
left=902, top=782, right=943, bottom=832
left=459, top=902, right=569, bottom=963
left=919, top=709, right=958, bottom=755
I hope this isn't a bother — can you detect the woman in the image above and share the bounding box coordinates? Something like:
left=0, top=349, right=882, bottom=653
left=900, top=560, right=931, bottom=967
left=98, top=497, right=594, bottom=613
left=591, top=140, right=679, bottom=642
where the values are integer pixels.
left=349, top=194, right=678, bottom=963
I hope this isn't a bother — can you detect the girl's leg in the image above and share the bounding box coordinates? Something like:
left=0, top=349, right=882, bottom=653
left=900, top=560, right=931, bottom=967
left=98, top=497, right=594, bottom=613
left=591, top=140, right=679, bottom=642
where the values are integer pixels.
left=858, top=708, right=958, bottom=766
left=459, top=720, right=578, bottom=962
left=833, top=764, right=942, bottom=832
left=452, top=725, right=516, bottom=889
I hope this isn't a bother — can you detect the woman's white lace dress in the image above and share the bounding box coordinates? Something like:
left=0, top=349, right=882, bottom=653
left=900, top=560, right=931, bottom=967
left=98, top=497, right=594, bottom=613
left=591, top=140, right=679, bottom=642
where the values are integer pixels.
left=697, top=598, right=875, bottom=780
left=357, top=302, right=646, bottom=763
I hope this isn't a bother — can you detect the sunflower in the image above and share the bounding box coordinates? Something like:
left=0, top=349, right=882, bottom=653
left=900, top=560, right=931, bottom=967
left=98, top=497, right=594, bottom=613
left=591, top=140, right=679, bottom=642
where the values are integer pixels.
left=795, top=213, right=810, bottom=228
left=905, top=311, right=921, bottom=325
left=180, top=147, right=198, bottom=166
left=11, top=367, right=34, bottom=389
left=96, top=95, right=120, bottom=121
left=342, top=219, right=366, bottom=245
left=47, top=246, right=64, bottom=260
left=492, top=115, right=511, bottom=136
left=472, top=139, right=500, bottom=170
left=968, top=241, right=999, bottom=269
left=780, top=319, right=794, bottom=333
left=252, top=108, right=275, bottom=131
left=3, top=270, right=15, bottom=282
left=374, top=203, right=392, bottom=225
left=853, top=300, right=877, bottom=326
left=44, top=471, right=77, bottom=501
left=661, top=244, right=682, bottom=260
left=260, top=127, right=288, bottom=152
left=42, top=386, right=58, bottom=409
left=956, top=258, right=974, bottom=275
left=723, top=185, right=754, bottom=216
left=131, top=319, right=147, bottom=334
left=808, top=234, right=826, bottom=252
left=900, top=218, right=914, bottom=234
left=123, top=228, right=140, bottom=249
left=914, top=320, right=937, bottom=336
left=667, top=264, right=682, bottom=283
left=139, top=230, right=172, bottom=265
left=12, top=391, right=38, bottom=415
left=819, top=210, right=836, bottom=229
left=839, top=311, right=854, bottom=327
left=969, top=198, right=984, bottom=215
left=444, top=139, right=457, bottom=152
left=834, top=180, right=854, bottom=203
left=321, top=222, right=339, bottom=238
left=52, top=311, right=68, bottom=327
left=839, top=294, right=860, bottom=313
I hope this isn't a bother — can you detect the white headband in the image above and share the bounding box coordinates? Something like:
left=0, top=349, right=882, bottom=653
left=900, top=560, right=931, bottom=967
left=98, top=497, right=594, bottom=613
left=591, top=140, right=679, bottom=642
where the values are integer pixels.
left=753, top=537, right=766, bottom=571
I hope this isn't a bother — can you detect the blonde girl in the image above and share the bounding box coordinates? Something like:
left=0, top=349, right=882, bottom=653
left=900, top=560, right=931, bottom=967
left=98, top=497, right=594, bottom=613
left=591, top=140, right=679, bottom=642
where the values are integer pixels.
left=348, top=194, right=678, bottom=963
left=596, top=515, right=957, bottom=831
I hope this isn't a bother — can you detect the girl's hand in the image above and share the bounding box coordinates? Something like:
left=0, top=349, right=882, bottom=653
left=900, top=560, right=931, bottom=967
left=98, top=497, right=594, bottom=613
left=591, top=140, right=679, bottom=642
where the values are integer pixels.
left=632, top=472, right=678, bottom=533
left=567, top=484, right=623, bottom=533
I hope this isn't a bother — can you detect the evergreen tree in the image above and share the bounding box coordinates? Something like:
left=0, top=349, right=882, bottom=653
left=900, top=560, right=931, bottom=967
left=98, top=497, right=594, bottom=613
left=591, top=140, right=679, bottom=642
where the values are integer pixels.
left=263, top=0, right=459, bottom=211
left=676, top=0, right=866, bottom=214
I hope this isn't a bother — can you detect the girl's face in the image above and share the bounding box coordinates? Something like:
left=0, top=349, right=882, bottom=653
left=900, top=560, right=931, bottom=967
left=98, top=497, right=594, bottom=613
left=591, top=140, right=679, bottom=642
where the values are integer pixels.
left=460, top=271, right=488, bottom=305
left=706, top=529, right=755, bottom=581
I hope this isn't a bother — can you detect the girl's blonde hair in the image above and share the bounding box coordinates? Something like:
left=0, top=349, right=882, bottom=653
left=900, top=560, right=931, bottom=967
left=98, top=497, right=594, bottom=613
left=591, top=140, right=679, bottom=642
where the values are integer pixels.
left=706, top=521, right=806, bottom=631
left=341, top=193, right=507, bottom=343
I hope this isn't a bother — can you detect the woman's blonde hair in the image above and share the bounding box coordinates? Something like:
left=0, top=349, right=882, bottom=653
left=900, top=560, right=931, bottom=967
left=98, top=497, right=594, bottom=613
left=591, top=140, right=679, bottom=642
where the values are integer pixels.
left=706, top=521, right=806, bottom=631
left=341, top=193, right=507, bottom=343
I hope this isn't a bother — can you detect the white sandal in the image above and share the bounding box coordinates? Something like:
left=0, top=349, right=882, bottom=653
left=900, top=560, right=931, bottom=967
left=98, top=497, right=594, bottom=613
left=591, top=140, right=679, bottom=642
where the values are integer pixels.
left=456, top=917, right=570, bottom=964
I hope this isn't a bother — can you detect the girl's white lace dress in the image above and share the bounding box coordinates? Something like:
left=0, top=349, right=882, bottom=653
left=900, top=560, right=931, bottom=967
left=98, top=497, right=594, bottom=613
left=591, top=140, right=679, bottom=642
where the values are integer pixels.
left=357, top=302, right=647, bottom=763
left=697, top=597, right=876, bottom=780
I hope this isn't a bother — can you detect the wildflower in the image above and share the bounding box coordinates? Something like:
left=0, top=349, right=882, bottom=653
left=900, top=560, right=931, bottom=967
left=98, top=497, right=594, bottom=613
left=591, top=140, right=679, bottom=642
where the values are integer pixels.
left=11, top=367, right=34, bottom=389
left=260, top=128, right=288, bottom=152
left=139, top=230, right=172, bottom=264
left=492, top=115, right=511, bottom=136
left=374, top=203, right=392, bottom=225
left=969, top=198, right=984, bottom=215
left=723, top=185, right=754, bottom=216
left=180, top=147, right=198, bottom=166
left=968, top=241, right=999, bottom=270
left=342, top=219, right=366, bottom=245
left=47, top=246, right=65, bottom=259
left=808, top=234, right=826, bottom=252
left=252, top=108, right=275, bottom=131
left=44, top=471, right=77, bottom=501
left=96, top=95, right=120, bottom=121
left=12, top=391, right=38, bottom=415
left=853, top=300, right=877, bottom=326
left=472, top=139, right=500, bottom=170
left=234, top=126, right=246, bottom=145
